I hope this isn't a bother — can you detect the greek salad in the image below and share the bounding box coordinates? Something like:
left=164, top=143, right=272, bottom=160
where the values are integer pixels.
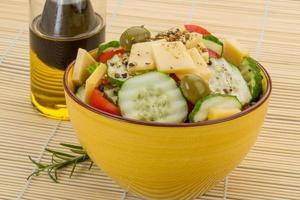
left=71, top=25, right=264, bottom=123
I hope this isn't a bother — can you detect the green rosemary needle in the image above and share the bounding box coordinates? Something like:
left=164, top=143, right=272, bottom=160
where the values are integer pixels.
left=28, top=143, right=93, bottom=183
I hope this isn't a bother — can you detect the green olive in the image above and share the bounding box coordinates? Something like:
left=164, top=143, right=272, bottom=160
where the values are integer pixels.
left=120, top=26, right=151, bottom=51
left=180, top=74, right=210, bottom=104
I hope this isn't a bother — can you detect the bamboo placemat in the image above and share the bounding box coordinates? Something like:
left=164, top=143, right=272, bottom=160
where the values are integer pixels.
left=0, top=0, right=299, bottom=200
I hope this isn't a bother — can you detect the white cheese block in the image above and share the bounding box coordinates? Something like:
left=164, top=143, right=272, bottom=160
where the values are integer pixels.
left=185, top=32, right=203, bottom=49
left=176, top=48, right=211, bottom=81
left=188, top=48, right=208, bottom=68
left=127, top=42, right=156, bottom=72
left=72, top=48, right=97, bottom=85
left=199, top=51, right=209, bottom=63
left=152, top=41, right=196, bottom=73
left=184, top=32, right=209, bottom=63
left=84, top=63, right=107, bottom=103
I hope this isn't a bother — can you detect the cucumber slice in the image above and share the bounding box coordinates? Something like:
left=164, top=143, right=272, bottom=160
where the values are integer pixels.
left=203, top=35, right=223, bottom=56
left=75, top=85, right=85, bottom=101
left=104, top=86, right=119, bottom=104
left=239, top=57, right=263, bottom=101
left=118, top=72, right=188, bottom=123
left=107, top=54, right=130, bottom=86
left=208, top=58, right=252, bottom=105
left=189, top=94, right=242, bottom=122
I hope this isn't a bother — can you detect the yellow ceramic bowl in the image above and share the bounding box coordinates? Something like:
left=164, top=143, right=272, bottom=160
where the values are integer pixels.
left=64, top=51, right=272, bottom=200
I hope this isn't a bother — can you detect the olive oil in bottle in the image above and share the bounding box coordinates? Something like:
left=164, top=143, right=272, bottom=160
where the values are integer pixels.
left=30, top=0, right=105, bottom=119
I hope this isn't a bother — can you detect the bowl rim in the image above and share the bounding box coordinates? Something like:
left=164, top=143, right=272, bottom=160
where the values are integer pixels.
left=64, top=53, right=272, bottom=127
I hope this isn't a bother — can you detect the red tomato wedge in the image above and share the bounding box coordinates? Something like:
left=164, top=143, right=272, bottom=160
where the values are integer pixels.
left=170, top=73, right=180, bottom=83
left=99, top=48, right=125, bottom=63
left=187, top=101, right=194, bottom=112
left=208, top=49, right=220, bottom=58
left=89, top=89, right=121, bottom=116
left=184, top=24, right=211, bottom=35
left=101, top=78, right=110, bottom=85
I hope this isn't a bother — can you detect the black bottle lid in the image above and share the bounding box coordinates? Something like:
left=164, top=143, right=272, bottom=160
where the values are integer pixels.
left=39, top=0, right=98, bottom=38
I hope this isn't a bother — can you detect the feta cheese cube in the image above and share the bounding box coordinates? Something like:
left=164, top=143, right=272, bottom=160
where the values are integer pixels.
left=152, top=41, right=196, bottom=73
left=72, top=48, right=97, bottom=85
left=128, top=42, right=156, bottom=72
left=176, top=48, right=211, bottom=81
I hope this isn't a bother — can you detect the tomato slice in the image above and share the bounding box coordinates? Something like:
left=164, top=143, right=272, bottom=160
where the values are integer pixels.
left=99, top=48, right=125, bottom=63
left=208, top=49, right=220, bottom=58
left=101, top=78, right=110, bottom=85
left=184, top=24, right=211, bottom=35
left=187, top=101, right=194, bottom=112
left=170, top=73, right=180, bottom=83
left=89, top=89, right=121, bottom=116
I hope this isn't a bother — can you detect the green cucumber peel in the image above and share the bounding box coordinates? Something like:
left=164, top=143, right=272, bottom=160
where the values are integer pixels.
left=240, top=57, right=263, bottom=102
left=108, top=77, right=126, bottom=87
left=97, top=41, right=120, bottom=55
left=203, top=35, right=223, bottom=46
left=86, top=62, right=100, bottom=75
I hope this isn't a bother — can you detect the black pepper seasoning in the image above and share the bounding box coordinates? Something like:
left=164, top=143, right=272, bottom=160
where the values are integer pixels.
left=121, top=73, right=127, bottom=78
left=115, top=73, right=121, bottom=78
left=128, top=62, right=135, bottom=68
left=98, top=84, right=105, bottom=92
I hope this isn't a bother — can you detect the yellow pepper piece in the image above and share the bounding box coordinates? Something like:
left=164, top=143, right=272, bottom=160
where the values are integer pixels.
left=223, top=39, right=249, bottom=66
left=208, top=107, right=241, bottom=120
left=84, top=63, right=107, bottom=103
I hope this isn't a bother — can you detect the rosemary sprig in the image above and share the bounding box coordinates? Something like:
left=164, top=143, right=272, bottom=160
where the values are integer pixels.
left=28, top=143, right=93, bottom=183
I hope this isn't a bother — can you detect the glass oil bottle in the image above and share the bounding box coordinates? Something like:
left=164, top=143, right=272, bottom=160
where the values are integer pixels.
left=29, top=0, right=106, bottom=119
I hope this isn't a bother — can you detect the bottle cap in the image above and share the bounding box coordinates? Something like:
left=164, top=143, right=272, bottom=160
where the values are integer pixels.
left=39, top=0, right=98, bottom=37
